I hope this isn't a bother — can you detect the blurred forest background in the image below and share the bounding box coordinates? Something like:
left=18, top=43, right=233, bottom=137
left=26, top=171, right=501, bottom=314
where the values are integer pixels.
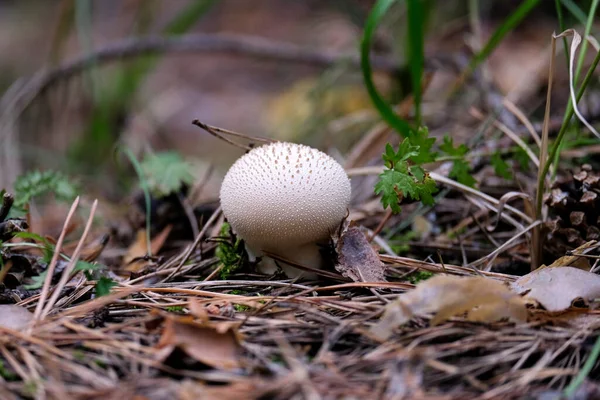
left=0, top=0, right=593, bottom=204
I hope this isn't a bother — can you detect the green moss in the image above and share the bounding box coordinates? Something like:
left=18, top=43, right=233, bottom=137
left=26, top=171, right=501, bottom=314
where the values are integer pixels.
left=23, top=380, right=39, bottom=396
left=405, top=270, right=434, bottom=284
left=0, top=359, right=17, bottom=381
left=233, top=304, right=250, bottom=312
left=215, top=222, right=245, bottom=279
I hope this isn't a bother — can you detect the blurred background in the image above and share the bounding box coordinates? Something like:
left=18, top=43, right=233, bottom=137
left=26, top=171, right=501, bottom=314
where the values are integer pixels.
left=0, top=0, right=592, bottom=203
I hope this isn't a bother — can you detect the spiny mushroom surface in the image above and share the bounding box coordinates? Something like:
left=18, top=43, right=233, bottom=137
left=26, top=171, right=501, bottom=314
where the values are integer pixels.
left=220, top=142, right=351, bottom=278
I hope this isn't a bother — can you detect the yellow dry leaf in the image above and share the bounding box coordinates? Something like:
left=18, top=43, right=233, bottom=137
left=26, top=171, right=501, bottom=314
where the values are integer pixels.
left=124, top=225, right=173, bottom=272
left=371, top=275, right=528, bottom=340
left=511, top=266, right=600, bottom=311
left=542, top=240, right=596, bottom=271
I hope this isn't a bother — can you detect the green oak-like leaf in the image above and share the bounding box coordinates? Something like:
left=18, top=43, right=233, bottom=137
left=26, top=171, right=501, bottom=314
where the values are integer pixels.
left=141, top=152, right=195, bottom=197
left=439, top=135, right=475, bottom=187
left=491, top=151, right=512, bottom=179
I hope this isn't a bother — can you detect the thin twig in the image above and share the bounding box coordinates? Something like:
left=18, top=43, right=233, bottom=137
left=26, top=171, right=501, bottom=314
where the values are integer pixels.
left=30, top=196, right=80, bottom=328
left=161, top=206, right=222, bottom=283
left=41, top=199, right=98, bottom=319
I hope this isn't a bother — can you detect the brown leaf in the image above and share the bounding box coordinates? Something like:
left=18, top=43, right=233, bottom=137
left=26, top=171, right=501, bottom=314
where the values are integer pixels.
left=543, top=240, right=596, bottom=271
left=511, top=266, right=600, bottom=311
left=371, top=275, right=527, bottom=340
left=156, top=314, right=242, bottom=370
left=124, top=225, right=172, bottom=272
left=335, top=226, right=386, bottom=282
left=178, top=379, right=268, bottom=400
left=0, top=305, right=33, bottom=331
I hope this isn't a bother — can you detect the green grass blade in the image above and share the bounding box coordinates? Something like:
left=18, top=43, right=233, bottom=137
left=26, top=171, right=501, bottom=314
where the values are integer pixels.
left=560, top=0, right=589, bottom=24
left=564, top=334, right=600, bottom=398
left=574, top=0, right=599, bottom=85
left=164, top=0, right=217, bottom=34
left=71, top=1, right=217, bottom=167
left=556, top=0, right=571, bottom=71
left=361, top=0, right=413, bottom=137
left=406, top=0, right=425, bottom=127
left=462, top=0, right=540, bottom=84
left=539, top=34, right=600, bottom=202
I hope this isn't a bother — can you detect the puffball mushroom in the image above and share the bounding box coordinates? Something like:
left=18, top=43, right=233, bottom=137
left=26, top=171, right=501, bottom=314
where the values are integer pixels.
left=220, top=142, right=351, bottom=278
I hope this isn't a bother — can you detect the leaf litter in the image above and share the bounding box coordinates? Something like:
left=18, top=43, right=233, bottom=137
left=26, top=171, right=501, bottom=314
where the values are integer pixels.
left=335, top=224, right=386, bottom=282
left=512, top=266, right=600, bottom=312
left=371, top=275, right=528, bottom=340
left=3, top=20, right=600, bottom=400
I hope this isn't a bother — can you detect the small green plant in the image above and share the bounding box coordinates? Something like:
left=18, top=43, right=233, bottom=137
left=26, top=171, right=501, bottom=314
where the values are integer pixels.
left=513, top=147, right=530, bottom=171
left=439, top=135, right=476, bottom=187
left=166, top=305, right=185, bottom=313
left=389, top=230, right=417, bottom=254
left=11, top=170, right=78, bottom=216
left=490, top=151, right=512, bottom=180
left=140, top=151, right=195, bottom=197
left=374, top=137, right=437, bottom=214
left=215, top=222, right=245, bottom=279
left=233, top=304, right=250, bottom=312
left=362, top=0, right=543, bottom=214
left=95, top=276, right=117, bottom=297
left=405, top=270, right=434, bottom=284
left=23, top=271, right=48, bottom=290
left=23, top=380, right=39, bottom=397
left=13, top=232, right=55, bottom=263
left=0, top=359, right=17, bottom=381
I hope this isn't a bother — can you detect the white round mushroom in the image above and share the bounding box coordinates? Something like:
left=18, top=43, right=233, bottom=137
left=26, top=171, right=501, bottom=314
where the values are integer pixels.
left=220, top=142, right=351, bottom=278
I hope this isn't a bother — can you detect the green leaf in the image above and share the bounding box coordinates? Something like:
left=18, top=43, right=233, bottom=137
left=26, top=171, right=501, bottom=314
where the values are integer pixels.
left=24, top=271, right=47, bottom=290
left=361, top=0, right=414, bottom=137
left=141, top=152, right=195, bottom=197
left=12, top=170, right=78, bottom=212
left=439, top=136, right=475, bottom=187
left=410, top=165, right=425, bottom=181
left=375, top=169, right=404, bottom=214
left=95, top=277, right=117, bottom=297
left=74, top=261, right=102, bottom=273
left=449, top=159, right=476, bottom=188
left=375, top=161, right=437, bottom=213
left=13, top=232, right=55, bottom=263
left=408, top=126, right=437, bottom=164
left=13, top=232, right=51, bottom=245
left=439, top=135, right=468, bottom=156
left=491, top=152, right=512, bottom=179
left=382, top=140, right=420, bottom=167
left=514, top=147, right=530, bottom=170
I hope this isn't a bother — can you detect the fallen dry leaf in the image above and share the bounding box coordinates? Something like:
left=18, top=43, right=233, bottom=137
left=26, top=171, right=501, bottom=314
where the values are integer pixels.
left=511, top=266, right=600, bottom=311
left=542, top=240, right=596, bottom=271
left=124, top=225, right=172, bottom=272
left=335, top=225, right=386, bottom=282
left=371, top=275, right=527, bottom=340
left=179, top=379, right=268, bottom=400
left=156, top=314, right=242, bottom=370
left=0, top=304, right=33, bottom=331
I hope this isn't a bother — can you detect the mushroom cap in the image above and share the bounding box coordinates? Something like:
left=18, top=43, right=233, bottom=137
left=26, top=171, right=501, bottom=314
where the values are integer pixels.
left=220, top=142, right=351, bottom=253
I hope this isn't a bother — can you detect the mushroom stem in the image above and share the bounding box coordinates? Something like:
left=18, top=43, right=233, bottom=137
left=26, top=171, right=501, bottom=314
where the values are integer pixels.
left=253, top=243, right=326, bottom=279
